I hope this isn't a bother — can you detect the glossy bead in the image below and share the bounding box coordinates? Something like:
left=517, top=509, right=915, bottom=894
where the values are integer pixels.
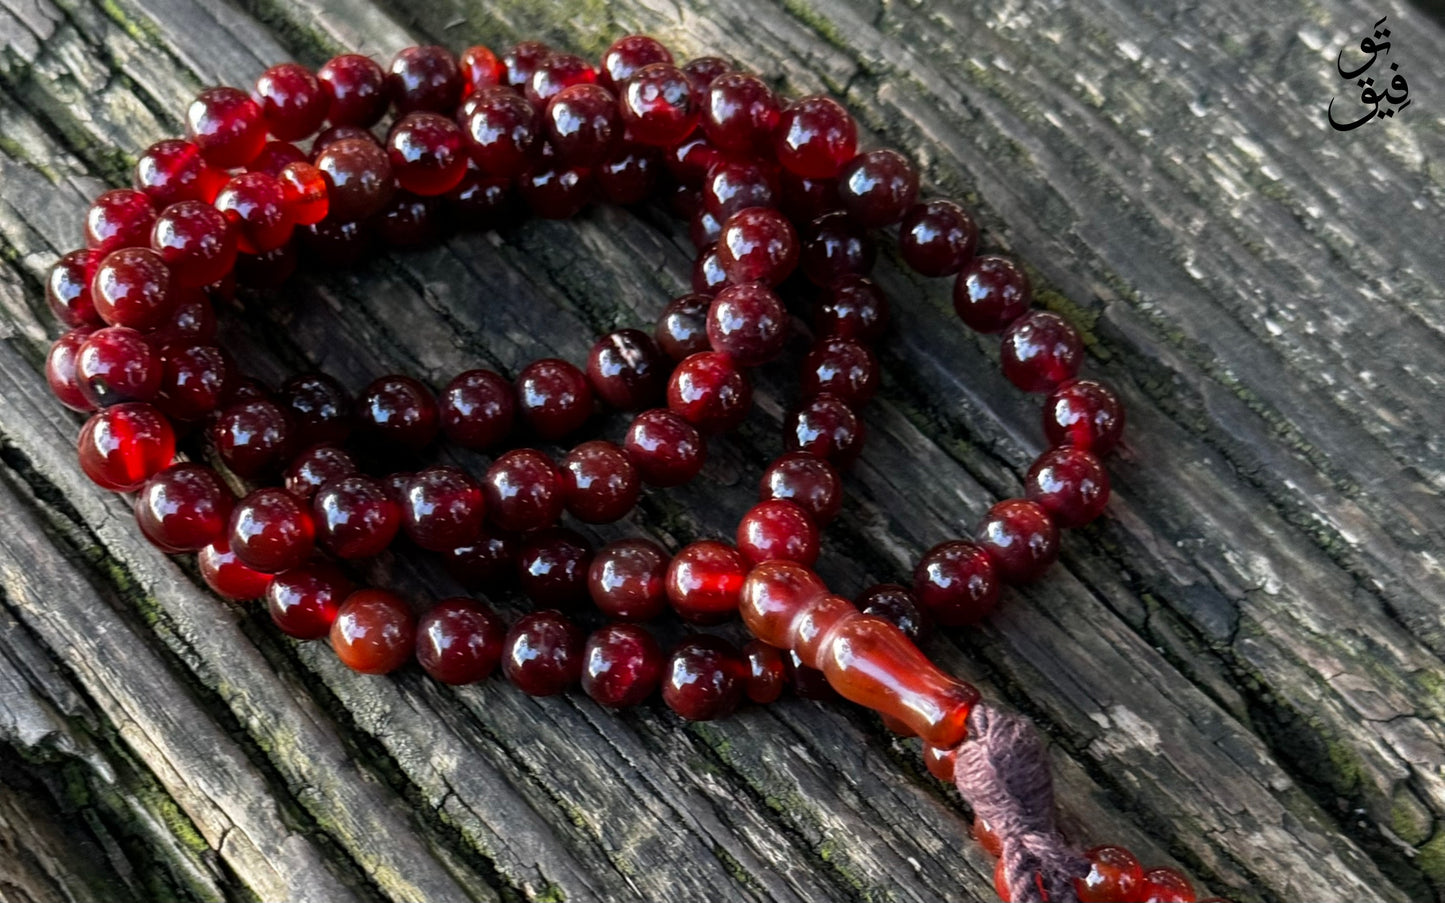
left=742, top=640, right=786, bottom=704
left=857, top=583, right=927, bottom=643
left=277, top=373, right=352, bottom=447
left=443, top=527, right=517, bottom=588
left=75, top=326, right=162, bottom=407
left=214, top=172, right=293, bottom=254
left=702, top=72, right=779, bottom=155
left=134, top=463, right=232, bottom=552
left=460, top=45, right=505, bottom=95
left=737, top=498, right=820, bottom=567
left=514, top=358, right=593, bottom=439
left=149, top=290, right=216, bottom=345
left=583, top=623, right=663, bottom=708
left=384, top=111, right=467, bottom=196
left=954, top=255, right=1031, bottom=334
left=483, top=449, right=564, bottom=532
left=600, top=35, right=673, bottom=91
left=228, top=488, right=315, bottom=573
left=561, top=440, right=640, bottom=524
left=663, top=635, right=745, bottom=721
left=248, top=142, right=309, bottom=183
left=318, top=54, right=389, bottom=127
left=401, top=466, right=485, bottom=552
left=331, top=589, right=416, bottom=675
left=375, top=192, right=443, bottom=247
left=186, top=87, right=265, bottom=167
left=313, top=137, right=395, bottom=223
left=85, top=189, right=157, bottom=257
left=623, top=408, right=706, bottom=487
left=150, top=200, right=236, bottom=289
left=517, top=527, right=593, bottom=607
left=667, top=351, right=752, bottom=433
left=526, top=53, right=597, bottom=107
left=416, top=597, right=505, bottom=685
left=596, top=143, right=660, bottom=204
left=267, top=561, right=353, bottom=639
left=461, top=87, right=540, bottom=178
left=682, top=56, right=730, bottom=92
left=738, top=559, right=827, bottom=648
left=388, top=45, right=462, bottom=114
left=655, top=293, right=712, bottom=362
left=91, top=247, right=174, bottom=330
left=1001, top=311, right=1084, bottom=393
left=759, top=452, right=842, bottom=525
left=921, top=743, right=957, bottom=782
left=788, top=649, right=837, bottom=700
left=1075, top=846, right=1145, bottom=903
left=518, top=151, right=594, bottom=219
left=800, top=336, right=878, bottom=405
left=586, top=329, right=665, bottom=411
left=312, top=124, right=381, bottom=155
left=588, top=538, right=669, bottom=621
left=47, top=249, right=101, bottom=326
left=976, top=499, right=1059, bottom=584
left=503, top=610, right=584, bottom=696
left=689, top=206, right=724, bottom=251
left=778, top=170, right=839, bottom=223
left=837, top=150, right=918, bottom=227
left=706, top=283, right=788, bottom=366
left=785, top=393, right=865, bottom=467
left=439, top=369, right=514, bottom=449
left=357, top=375, right=438, bottom=452
left=445, top=168, right=515, bottom=230
left=900, top=200, right=977, bottom=277
left=502, top=41, right=553, bottom=89
left=211, top=399, right=291, bottom=477
left=1025, top=446, right=1110, bottom=528
left=775, top=96, right=856, bottom=179
left=799, top=212, right=875, bottom=287
left=815, top=275, right=889, bottom=343
left=543, top=83, right=619, bottom=167
left=1043, top=378, right=1125, bottom=455
left=692, top=244, right=729, bottom=296
left=621, top=63, right=698, bottom=146
left=197, top=537, right=273, bottom=601
left=666, top=540, right=748, bottom=624
left=46, top=328, right=95, bottom=413
left=284, top=445, right=357, bottom=502
left=276, top=161, right=330, bottom=226
left=663, top=132, right=722, bottom=186
left=313, top=475, right=401, bottom=559
left=717, top=207, right=798, bottom=287
left=912, top=540, right=999, bottom=626
left=252, top=62, right=326, bottom=140
left=1141, top=868, right=1196, bottom=903
left=701, top=159, right=777, bottom=220
left=133, top=140, right=223, bottom=208
left=156, top=342, right=233, bottom=422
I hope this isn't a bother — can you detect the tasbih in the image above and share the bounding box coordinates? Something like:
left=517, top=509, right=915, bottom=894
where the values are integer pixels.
left=36, top=33, right=1229, bottom=903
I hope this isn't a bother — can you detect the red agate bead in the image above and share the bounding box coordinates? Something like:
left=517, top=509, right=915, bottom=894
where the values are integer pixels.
left=92, top=247, right=174, bottom=330
left=502, top=41, right=552, bottom=89
left=954, top=255, right=1031, bottom=334
left=75, top=326, right=162, bottom=407
left=228, top=488, right=315, bottom=574
left=46, top=328, right=95, bottom=412
left=743, top=640, right=786, bottom=704
left=702, top=159, right=778, bottom=220
left=545, top=83, right=619, bottom=166
left=516, top=358, right=593, bottom=439
left=976, top=499, right=1059, bottom=584
left=1025, top=446, right=1110, bottom=528
left=357, top=375, right=438, bottom=452
left=582, top=623, right=664, bottom=708
left=85, top=189, right=156, bottom=255
left=785, top=393, right=865, bottom=467
left=278, top=161, right=330, bottom=225
left=134, top=140, right=224, bottom=208
left=588, top=538, right=669, bottom=621
left=561, top=440, right=640, bottom=524
left=655, top=293, right=712, bottom=362
left=663, top=634, right=746, bottom=721
left=815, top=275, right=889, bottom=342
left=682, top=57, right=730, bottom=91
left=151, top=200, right=236, bottom=288
left=47, top=249, right=101, bottom=326
left=620, top=63, right=698, bottom=146
left=313, top=475, right=401, bottom=559
left=277, top=373, right=353, bottom=447
left=775, top=96, right=856, bottom=179
left=444, top=527, right=517, bottom=588
left=667, top=351, right=752, bottom=434
left=664, top=132, right=722, bottom=186
left=587, top=329, right=665, bottom=410
left=266, top=561, right=353, bottom=639
left=284, top=445, right=358, bottom=502
left=702, top=72, right=779, bottom=155
left=460, top=45, right=504, bottom=94
left=155, top=342, right=233, bottom=422
left=386, top=112, right=468, bottom=196
left=460, top=87, right=541, bottom=178
left=717, top=207, right=799, bottom=286
left=666, top=540, right=748, bottom=623
left=503, top=610, right=584, bottom=696
left=186, top=87, right=266, bottom=167
left=1142, top=867, right=1196, bottom=903
left=759, top=452, right=842, bottom=524
left=837, top=150, right=918, bottom=227
left=737, top=500, right=820, bottom=566
left=900, top=200, right=978, bottom=277
left=1043, top=378, right=1125, bottom=455
left=857, top=584, right=927, bottom=643
left=596, top=142, right=660, bottom=204
left=402, top=465, right=486, bottom=552
left=799, top=212, right=875, bottom=287
left=313, top=137, right=395, bottom=222
left=1000, top=311, right=1084, bottom=393
left=439, top=369, right=515, bottom=449
left=912, top=540, right=999, bottom=626
left=517, top=527, right=593, bottom=607
left=214, top=172, right=293, bottom=254
left=623, top=408, right=706, bottom=487
left=388, top=45, right=462, bottom=114
left=923, top=743, right=957, bottom=782
left=331, top=589, right=416, bottom=675
left=211, top=399, right=291, bottom=477
left=149, top=290, right=216, bottom=345
left=706, top=283, right=788, bottom=366
left=518, top=151, right=594, bottom=219
left=318, top=54, right=389, bottom=127
left=1075, top=845, right=1144, bottom=903
left=601, top=34, right=672, bottom=91
left=800, top=336, right=878, bottom=405
left=253, top=62, right=327, bottom=140
left=416, top=597, right=505, bottom=685
left=483, top=448, right=564, bottom=532
left=134, top=463, right=233, bottom=552
left=526, top=53, right=597, bottom=106
left=198, top=537, right=273, bottom=601
left=248, top=140, right=307, bottom=177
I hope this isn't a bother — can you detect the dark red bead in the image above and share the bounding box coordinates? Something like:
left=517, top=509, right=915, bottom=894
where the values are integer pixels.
left=663, top=634, right=745, bottom=720
left=775, top=96, right=856, bottom=179
left=544, top=83, right=619, bottom=167
left=691, top=244, right=728, bottom=296
left=375, top=192, right=443, bottom=247
left=837, top=149, right=918, bottom=227
left=1026, top=446, right=1110, bottom=528
left=416, top=597, right=505, bottom=685
left=517, top=527, right=593, bottom=607
left=75, top=326, right=162, bottom=407
left=785, top=393, right=865, bottom=467
left=133, top=140, right=224, bottom=208
left=445, top=167, right=516, bottom=230
left=401, top=465, right=485, bottom=552
left=778, top=170, right=838, bottom=223
left=502, top=41, right=553, bottom=89
left=461, top=86, right=541, bottom=178
left=313, top=475, right=401, bottom=559
left=46, top=327, right=95, bottom=413
left=666, top=540, right=747, bottom=623
left=800, top=336, right=878, bottom=405
left=151, top=201, right=237, bottom=289
left=526, top=53, right=597, bottom=107
left=976, top=498, right=1059, bottom=584
left=211, top=399, right=291, bottom=477
left=155, top=342, right=233, bottom=422
left=197, top=537, right=273, bottom=601
left=267, top=561, right=353, bottom=639
left=706, top=283, right=787, bottom=366
left=561, top=440, right=640, bottom=524
left=215, top=172, right=293, bottom=254
left=518, top=152, right=594, bottom=219
left=318, top=54, right=389, bottom=127
left=228, top=488, right=314, bottom=574
left=953, top=255, right=1031, bottom=334
left=443, top=527, right=517, bottom=588
left=47, top=250, right=102, bottom=326
left=92, top=247, right=174, bottom=330
left=742, top=640, right=786, bottom=704
left=856, top=583, right=927, bottom=643
left=386, top=111, right=467, bottom=196
left=663, top=132, right=722, bottom=186
left=620, top=63, right=698, bottom=146
left=515, top=358, right=593, bottom=439
left=85, top=189, right=156, bottom=256
left=912, top=540, right=999, bottom=626
left=388, top=45, right=462, bottom=114
left=503, top=610, right=584, bottom=695
left=583, top=623, right=663, bottom=708
left=689, top=207, right=723, bottom=250
left=655, top=293, right=712, bottom=362
left=901, top=200, right=978, bottom=277
left=586, top=329, right=665, bottom=410
left=248, top=141, right=309, bottom=181
left=1075, top=846, right=1144, bottom=903
left=702, top=159, right=778, bottom=220
left=1001, top=311, right=1084, bottom=393
left=681, top=56, right=730, bottom=92
left=148, top=290, right=216, bottom=345
left=596, top=143, right=659, bottom=205
left=278, top=161, right=330, bottom=225
left=313, top=137, right=395, bottom=223
left=252, top=62, right=326, bottom=141
left=439, top=369, right=514, bottom=449
left=788, top=648, right=838, bottom=700
left=737, top=499, right=819, bottom=566
left=759, top=452, right=842, bottom=525
left=668, top=351, right=752, bottom=436
left=600, top=35, right=672, bottom=92
left=186, top=87, right=266, bottom=168
left=1043, top=378, right=1125, bottom=455
left=483, top=448, right=564, bottom=532
left=799, top=212, right=875, bottom=287
left=300, top=217, right=376, bottom=267
left=357, top=375, right=438, bottom=452
left=312, top=124, right=381, bottom=155
left=588, top=538, right=669, bottom=621
left=623, top=408, right=706, bottom=487
left=460, top=45, right=505, bottom=95
left=1141, top=868, right=1196, bottom=903
left=284, top=444, right=358, bottom=502
left=717, top=207, right=799, bottom=287
left=277, top=373, right=352, bottom=447
left=814, top=274, right=889, bottom=343
left=134, top=463, right=233, bottom=552
left=702, top=72, right=779, bottom=155
left=332, top=589, right=416, bottom=675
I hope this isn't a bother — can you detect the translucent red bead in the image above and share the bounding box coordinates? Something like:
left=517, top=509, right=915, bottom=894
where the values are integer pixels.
left=331, top=589, right=415, bottom=675
left=77, top=402, right=174, bottom=491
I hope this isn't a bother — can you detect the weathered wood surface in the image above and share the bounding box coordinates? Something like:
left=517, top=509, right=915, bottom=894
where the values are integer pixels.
left=0, top=0, right=1442, bottom=900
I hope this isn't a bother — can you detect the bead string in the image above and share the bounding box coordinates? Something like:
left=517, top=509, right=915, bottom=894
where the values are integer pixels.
left=37, top=31, right=1225, bottom=903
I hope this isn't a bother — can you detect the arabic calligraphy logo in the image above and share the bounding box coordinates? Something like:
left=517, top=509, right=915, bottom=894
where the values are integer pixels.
left=1329, top=16, right=1411, bottom=131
